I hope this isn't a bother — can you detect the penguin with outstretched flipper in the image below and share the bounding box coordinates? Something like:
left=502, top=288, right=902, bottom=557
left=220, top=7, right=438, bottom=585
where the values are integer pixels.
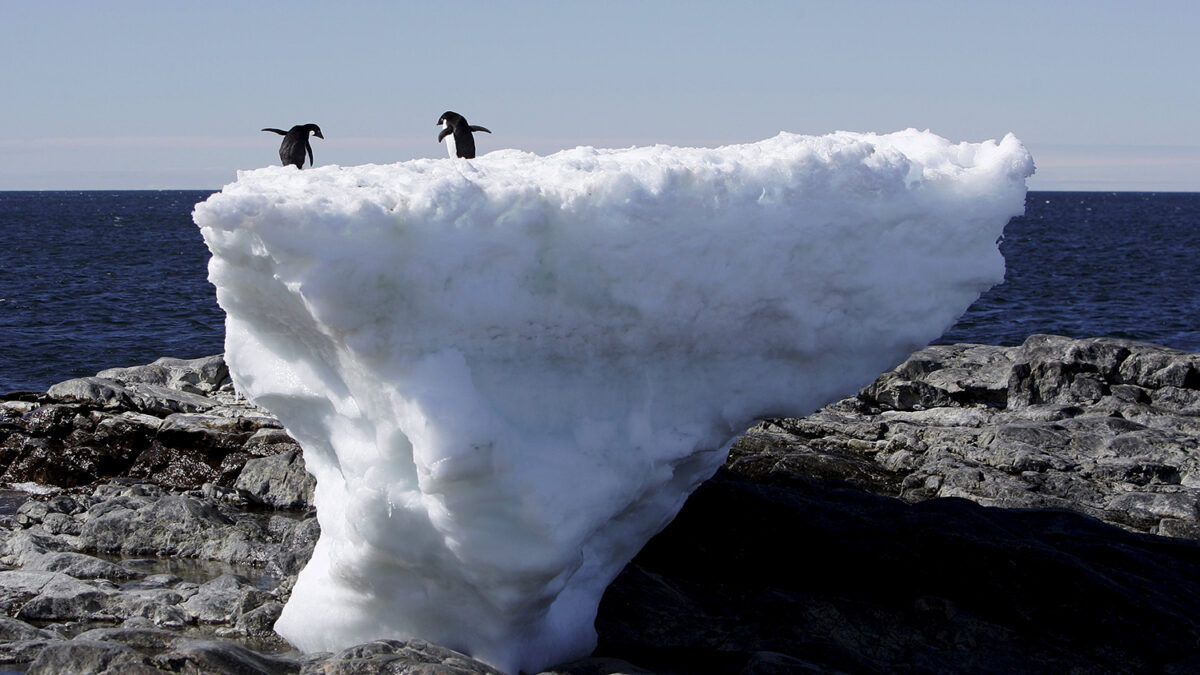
left=437, top=111, right=491, bottom=159
left=262, top=124, right=324, bottom=168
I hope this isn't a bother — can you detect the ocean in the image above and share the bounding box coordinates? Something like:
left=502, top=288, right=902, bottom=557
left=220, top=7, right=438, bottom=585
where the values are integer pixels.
left=1, top=190, right=1198, bottom=394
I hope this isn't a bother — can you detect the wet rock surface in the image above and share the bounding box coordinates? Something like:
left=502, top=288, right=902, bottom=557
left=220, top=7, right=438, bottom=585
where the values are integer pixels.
left=2, top=338, right=1200, bottom=673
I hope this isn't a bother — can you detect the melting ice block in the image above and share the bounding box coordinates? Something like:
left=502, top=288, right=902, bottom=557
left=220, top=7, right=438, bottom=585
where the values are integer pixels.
left=194, top=130, right=1033, bottom=673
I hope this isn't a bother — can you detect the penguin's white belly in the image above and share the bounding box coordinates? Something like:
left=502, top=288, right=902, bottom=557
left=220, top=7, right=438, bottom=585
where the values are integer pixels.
left=442, top=122, right=457, bottom=158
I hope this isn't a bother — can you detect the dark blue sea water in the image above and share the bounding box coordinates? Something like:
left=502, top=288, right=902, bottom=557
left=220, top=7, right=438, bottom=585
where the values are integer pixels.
left=1, top=191, right=224, bottom=393
left=937, top=191, right=1200, bottom=350
left=1, top=190, right=1198, bottom=393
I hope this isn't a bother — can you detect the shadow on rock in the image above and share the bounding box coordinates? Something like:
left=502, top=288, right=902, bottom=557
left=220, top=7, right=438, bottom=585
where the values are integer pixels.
left=596, top=468, right=1200, bottom=674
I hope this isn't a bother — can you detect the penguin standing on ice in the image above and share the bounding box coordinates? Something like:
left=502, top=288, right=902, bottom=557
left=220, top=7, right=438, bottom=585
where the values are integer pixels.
left=262, top=124, right=324, bottom=168
left=437, top=111, right=491, bottom=159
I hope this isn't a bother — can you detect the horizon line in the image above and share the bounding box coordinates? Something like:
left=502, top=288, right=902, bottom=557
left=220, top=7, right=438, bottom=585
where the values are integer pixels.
left=2, top=187, right=1198, bottom=194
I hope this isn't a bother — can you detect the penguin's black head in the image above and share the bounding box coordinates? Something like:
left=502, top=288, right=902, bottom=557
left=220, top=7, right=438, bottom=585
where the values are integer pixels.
left=304, top=124, right=324, bottom=139
left=438, top=111, right=464, bottom=128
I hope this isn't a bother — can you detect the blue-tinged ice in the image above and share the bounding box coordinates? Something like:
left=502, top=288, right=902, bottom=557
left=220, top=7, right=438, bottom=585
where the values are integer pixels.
left=194, top=129, right=1033, bottom=674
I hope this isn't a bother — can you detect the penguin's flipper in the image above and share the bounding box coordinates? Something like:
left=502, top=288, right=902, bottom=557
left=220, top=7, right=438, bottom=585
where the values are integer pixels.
left=438, top=128, right=452, bottom=143
left=469, top=126, right=491, bottom=134
left=306, top=141, right=314, bottom=167
left=262, top=128, right=287, bottom=135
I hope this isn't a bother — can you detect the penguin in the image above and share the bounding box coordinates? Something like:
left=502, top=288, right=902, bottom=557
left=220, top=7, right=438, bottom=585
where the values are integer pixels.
left=262, top=124, right=324, bottom=168
left=437, top=111, right=491, bottom=159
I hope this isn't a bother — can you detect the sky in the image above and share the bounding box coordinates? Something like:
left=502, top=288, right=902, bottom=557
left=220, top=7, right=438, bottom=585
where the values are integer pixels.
left=1, top=1, right=1196, bottom=191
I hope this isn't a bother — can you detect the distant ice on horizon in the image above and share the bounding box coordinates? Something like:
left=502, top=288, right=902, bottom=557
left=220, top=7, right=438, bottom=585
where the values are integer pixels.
left=193, top=129, right=1033, bottom=674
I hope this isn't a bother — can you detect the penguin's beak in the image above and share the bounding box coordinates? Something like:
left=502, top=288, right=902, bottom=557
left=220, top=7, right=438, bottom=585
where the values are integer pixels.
left=314, top=130, right=324, bottom=139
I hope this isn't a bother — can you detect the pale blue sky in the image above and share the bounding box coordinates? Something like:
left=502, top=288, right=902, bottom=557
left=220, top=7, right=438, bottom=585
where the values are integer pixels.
left=1, top=1, right=1196, bottom=191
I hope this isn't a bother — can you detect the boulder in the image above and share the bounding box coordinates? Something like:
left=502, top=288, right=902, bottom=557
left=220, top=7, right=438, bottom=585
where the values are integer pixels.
left=45, top=376, right=219, bottom=417
left=0, top=616, right=56, bottom=642
left=179, top=573, right=268, bottom=624
left=25, top=640, right=153, bottom=675
left=151, top=639, right=298, bottom=674
left=97, top=355, right=229, bottom=395
left=4, top=571, right=114, bottom=622
left=234, top=600, right=284, bottom=637
left=74, top=624, right=183, bottom=652
left=45, top=378, right=135, bottom=409
left=267, top=515, right=320, bottom=580
left=157, top=412, right=272, bottom=451
left=234, top=450, right=315, bottom=511
left=24, top=552, right=137, bottom=580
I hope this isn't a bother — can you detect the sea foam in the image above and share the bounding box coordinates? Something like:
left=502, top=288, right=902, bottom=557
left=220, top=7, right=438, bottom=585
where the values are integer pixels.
left=194, top=129, right=1033, bottom=674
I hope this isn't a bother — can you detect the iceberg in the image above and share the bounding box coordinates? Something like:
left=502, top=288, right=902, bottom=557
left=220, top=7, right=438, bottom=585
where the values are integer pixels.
left=193, top=129, right=1033, bottom=674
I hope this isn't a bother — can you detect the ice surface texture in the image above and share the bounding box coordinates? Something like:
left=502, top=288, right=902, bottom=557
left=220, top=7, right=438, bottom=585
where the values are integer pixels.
left=193, top=130, right=1033, bottom=674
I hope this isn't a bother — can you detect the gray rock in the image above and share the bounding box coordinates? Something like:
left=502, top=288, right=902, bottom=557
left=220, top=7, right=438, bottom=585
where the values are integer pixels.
left=91, top=410, right=164, bottom=441
left=125, top=441, right=223, bottom=489
left=0, top=570, right=79, bottom=614
left=109, top=589, right=193, bottom=628
left=45, top=376, right=216, bottom=415
left=9, top=572, right=114, bottom=622
left=74, top=624, right=183, bottom=651
left=14, top=499, right=52, bottom=527
left=26, top=639, right=154, bottom=675
left=865, top=343, right=1014, bottom=410
left=39, top=512, right=81, bottom=535
left=60, top=481, right=307, bottom=571
left=5, top=354, right=297, bottom=493
left=2, top=400, right=40, bottom=415
left=89, top=480, right=164, bottom=505
left=0, top=615, right=56, bottom=641
left=161, top=411, right=270, bottom=442
left=119, top=573, right=185, bottom=591
left=153, top=638, right=300, bottom=674
left=300, top=639, right=504, bottom=675
left=268, top=515, right=320, bottom=581
left=45, top=377, right=135, bottom=409
left=80, top=493, right=235, bottom=558
left=153, top=355, right=230, bottom=393
left=95, top=364, right=170, bottom=388
left=20, top=403, right=94, bottom=437
left=732, top=334, right=1200, bottom=539
left=180, top=573, right=268, bottom=624
left=0, top=638, right=56, bottom=668
left=5, top=513, right=49, bottom=550
left=98, top=354, right=229, bottom=396
left=10, top=339, right=1200, bottom=673
left=235, top=600, right=284, bottom=636
left=25, top=551, right=137, bottom=580
left=1118, top=346, right=1200, bottom=389
left=235, top=449, right=316, bottom=510
left=1106, top=491, right=1199, bottom=528
left=124, top=383, right=218, bottom=415
left=538, top=657, right=658, bottom=674
left=243, top=426, right=304, bottom=456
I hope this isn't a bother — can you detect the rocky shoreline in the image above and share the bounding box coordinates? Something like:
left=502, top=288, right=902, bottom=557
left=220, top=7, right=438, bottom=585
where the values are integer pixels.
left=2, top=335, right=1199, bottom=673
